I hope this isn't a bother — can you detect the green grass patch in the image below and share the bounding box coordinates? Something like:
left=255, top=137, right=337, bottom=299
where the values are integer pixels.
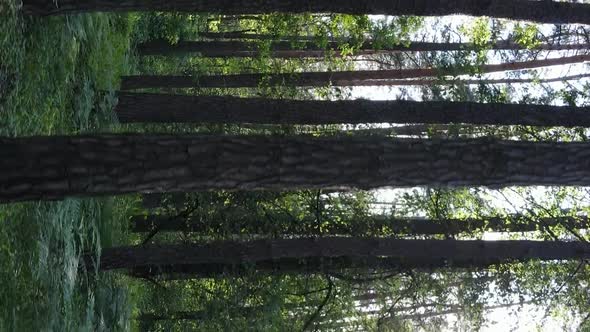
left=0, top=1, right=138, bottom=330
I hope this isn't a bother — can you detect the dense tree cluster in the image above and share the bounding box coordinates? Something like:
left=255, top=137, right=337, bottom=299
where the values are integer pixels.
left=5, top=1, right=590, bottom=331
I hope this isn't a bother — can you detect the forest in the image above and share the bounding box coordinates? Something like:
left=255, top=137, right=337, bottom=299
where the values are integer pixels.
left=2, top=0, right=590, bottom=331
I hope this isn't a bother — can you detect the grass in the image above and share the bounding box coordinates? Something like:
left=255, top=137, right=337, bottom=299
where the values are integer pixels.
left=0, top=1, right=139, bottom=330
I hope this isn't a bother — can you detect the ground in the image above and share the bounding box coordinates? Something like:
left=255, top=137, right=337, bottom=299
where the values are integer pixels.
left=0, top=1, right=138, bottom=330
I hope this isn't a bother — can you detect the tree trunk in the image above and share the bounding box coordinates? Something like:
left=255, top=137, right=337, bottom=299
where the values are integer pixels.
left=120, top=54, right=590, bottom=89
left=340, top=74, right=590, bottom=87
left=321, top=301, right=534, bottom=329
left=393, top=301, right=533, bottom=321
left=130, top=213, right=590, bottom=235
left=341, top=124, right=480, bottom=138
left=139, top=303, right=300, bottom=322
left=23, top=0, right=590, bottom=25
left=139, top=311, right=209, bottom=322
left=88, top=238, right=590, bottom=274
left=200, top=32, right=320, bottom=41
left=115, top=92, right=590, bottom=127
left=136, top=39, right=590, bottom=57
left=126, top=257, right=490, bottom=280
left=138, top=300, right=514, bottom=323
left=4, top=135, right=590, bottom=202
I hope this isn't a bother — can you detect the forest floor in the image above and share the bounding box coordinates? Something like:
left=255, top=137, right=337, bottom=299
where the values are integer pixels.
left=0, top=1, right=139, bottom=330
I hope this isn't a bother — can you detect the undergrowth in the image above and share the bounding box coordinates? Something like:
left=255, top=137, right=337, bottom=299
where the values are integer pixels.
left=0, top=0, right=137, bottom=330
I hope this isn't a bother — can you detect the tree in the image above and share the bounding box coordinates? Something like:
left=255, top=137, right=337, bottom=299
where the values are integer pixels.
left=4, top=135, right=590, bottom=202
left=322, top=301, right=535, bottom=330
left=88, top=238, right=590, bottom=273
left=121, top=54, right=590, bottom=89
left=115, top=92, right=590, bottom=127
left=24, top=0, right=590, bottom=25
left=130, top=212, right=590, bottom=236
left=136, top=39, right=590, bottom=57
left=346, top=74, right=590, bottom=87
left=199, top=32, right=326, bottom=41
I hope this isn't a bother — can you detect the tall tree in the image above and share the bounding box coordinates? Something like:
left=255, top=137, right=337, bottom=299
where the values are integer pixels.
left=199, top=32, right=321, bottom=41
left=4, top=135, right=590, bottom=202
left=115, top=92, right=590, bottom=127
left=131, top=213, right=590, bottom=236
left=340, top=74, right=590, bottom=87
left=121, top=54, right=590, bottom=89
left=136, top=39, right=590, bottom=57
left=88, top=238, right=590, bottom=272
left=24, top=0, right=590, bottom=25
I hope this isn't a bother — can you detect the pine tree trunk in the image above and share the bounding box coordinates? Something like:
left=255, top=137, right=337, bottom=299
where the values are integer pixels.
left=23, top=0, right=590, bottom=25
left=139, top=303, right=299, bottom=322
left=136, top=39, right=590, bottom=57
left=127, top=257, right=482, bottom=280
left=4, top=135, right=590, bottom=202
left=342, top=124, right=481, bottom=138
left=139, top=311, right=209, bottom=322
left=200, top=31, right=590, bottom=52
left=200, top=32, right=320, bottom=41
left=343, top=74, right=590, bottom=87
left=319, top=301, right=534, bottom=329
left=88, top=238, right=590, bottom=274
left=393, top=301, right=533, bottom=320
left=115, top=92, right=590, bottom=127
left=120, top=54, right=590, bottom=89
left=130, top=213, right=590, bottom=235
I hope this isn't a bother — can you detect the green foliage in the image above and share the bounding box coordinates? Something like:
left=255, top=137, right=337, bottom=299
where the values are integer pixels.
left=513, top=23, right=541, bottom=49
left=2, top=7, right=589, bottom=332
left=0, top=5, right=136, bottom=330
left=458, top=17, right=493, bottom=66
left=366, top=16, right=423, bottom=52
left=130, top=13, right=202, bottom=44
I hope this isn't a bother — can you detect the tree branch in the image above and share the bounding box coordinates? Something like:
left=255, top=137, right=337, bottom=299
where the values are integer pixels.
left=301, top=275, right=334, bottom=331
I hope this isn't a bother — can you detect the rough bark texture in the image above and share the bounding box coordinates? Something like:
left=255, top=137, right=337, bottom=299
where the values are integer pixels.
left=4, top=135, right=590, bottom=202
left=128, top=257, right=487, bottom=279
left=90, top=238, right=590, bottom=273
left=136, top=39, right=590, bottom=57
left=341, top=74, right=590, bottom=87
left=389, top=301, right=533, bottom=322
left=200, top=32, right=322, bottom=41
left=139, top=307, right=260, bottom=322
left=120, top=54, right=590, bottom=89
left=115, top=92, right=590, bottom=127
left=139, top=303, right=301, bottom=322
left=23, top=0, right=590, bottom=25
left=131, top=213, right=590, bottom=235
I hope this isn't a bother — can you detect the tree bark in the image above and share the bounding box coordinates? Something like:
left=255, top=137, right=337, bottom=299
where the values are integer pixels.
left=340, top=74, right=590, bottom=87
left=138, top=303, right=300, bottom=322
left=200, top=32, right=320, bottom=41
left=23, top=0, right=590, bottom=25
left=115, top=92, right=590, bottom=127
left=139, top=306, right=264, bottom=322
left=4, top=135, right=590, bottom=202
left=136, top=39, right=590, bottom=57
left=88, top=238, right=590, bottom=274
left=392, top=301, right=533, bottom=321
left=317, top=301, right=534, bottom=329
left=126, top=257, right=491, bottom=280
left=130, top=213, right=590, bottom=235
left=120, top=54, right=590, bottom=89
